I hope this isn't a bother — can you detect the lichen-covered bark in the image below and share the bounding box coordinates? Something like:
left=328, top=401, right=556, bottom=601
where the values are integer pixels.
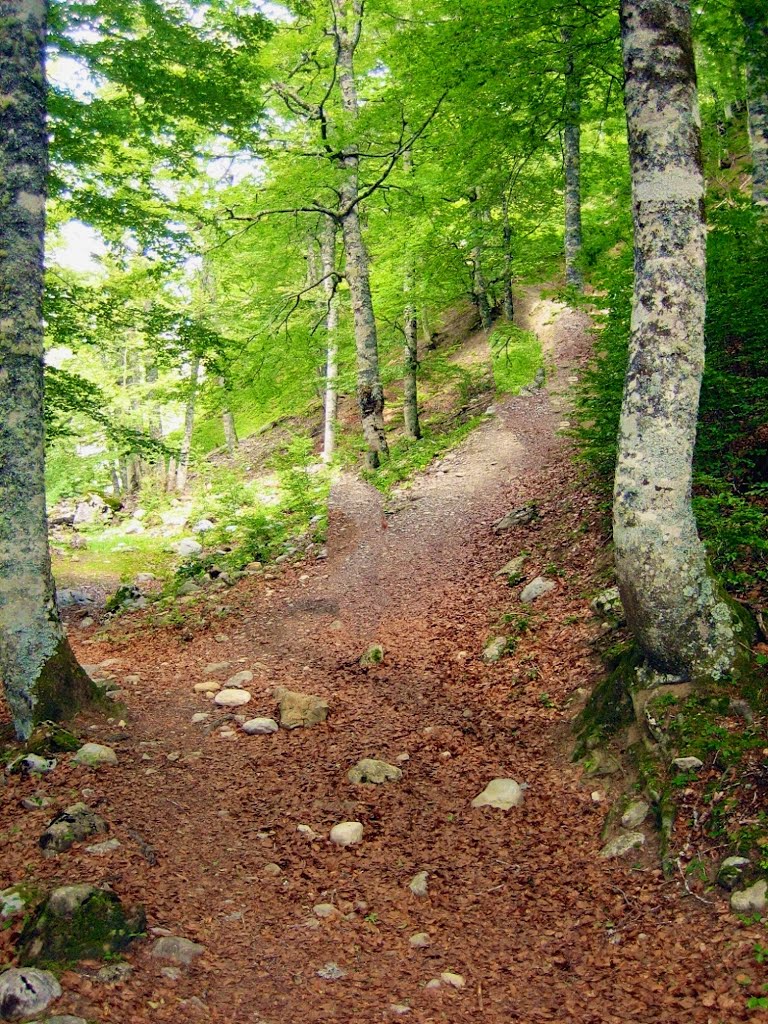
left=320, top=218, right=339, bottom=462
left=0, top=0, right=98, bottom=738
left=402, top=147, right=421, bottom=441
left=332, top=0, right=388, bottom=467
left=741, top=1, right=768, bottom=206
left=218, top=378, right=238, bottom=454
left=614, top=0, right=742, bottom=681
left=563, top=32, right=584, bottom=288
left=470, top=191, right=492, bottom=329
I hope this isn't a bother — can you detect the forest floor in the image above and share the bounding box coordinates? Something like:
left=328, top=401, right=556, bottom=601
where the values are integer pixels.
left=2, top=291, right=767, bottom=1023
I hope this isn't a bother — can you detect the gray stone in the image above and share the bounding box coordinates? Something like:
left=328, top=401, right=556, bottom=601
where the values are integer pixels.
left=408, top=871, right=429, bottom=897
left=192, top=519, right=215, bottom=533
left=471, top=778, right=526, bottom=810
left=193, top=680, right=221, bottom=694
left=717, top=856, right=751, bottom=891
left=151, top=936, right=205, bottom=965
left=672, top=756, right=704, bottom=772
left=86, top=838, right=121, bottom=856
left=520, top=576, right=555, bottom=604
left=95, top=961, right=133, bottom=983
left=214, top=688, right=251, bottom=708
left=329, top=822, right=363, bottom=847
left=19, top=754, right=57, bottom=775
left=483, top=636, right=510, bottom=663
left=191, top=712, right=210, bottom=724
left=620, top=800, right=650, bottom=829
left=40, top=803, right=109, bottom=855
left=729, top=698, right=754, bottom=723
left=348, top=759, right=402, bottom=785
left=275, top=687, right=329, bottom=729
left=123, top=520, right=144, bottom=535
left=161, top=508, right=189, bottom=528
left=360, top=644, right=385, bottom=667
left=175, top=538, right=202, bottom=557
left=135, top=572, right=156, bottom=585
left=18, top=885, right=145, bottom=966
left=495, top=554, right=528, bottom=580
left=730, top=880, right=767, bottom=916
left=73, top=501, right=97, bottom=526
left=600, top=832, right=645, bottom=858
left=242, top=718, right=279, bottom=736
left=494, top=505, right=538, bottom=531
left=21, top=795, right=53, bottom=811
left=440, top=972, right=465, bottom=989
left=317, top=962, right=346, bottom=981
left=203, top=661, right=232, bottom=675
left=0, top=968, right=61, bottom=1021
left=312, top=903, right=338, bottom=919
left=590, top=586, right=625, bottom=621
left=0, top=884, right=40, bottom=922
left=585, top=749, right=622, bottom=777
left=177, top=580, right=200, bottom=597
left=409, top=932, right=430, bottom=948
left=72, top=743, right=118, bottom=767
left=225, top=670, right=254, bottom=688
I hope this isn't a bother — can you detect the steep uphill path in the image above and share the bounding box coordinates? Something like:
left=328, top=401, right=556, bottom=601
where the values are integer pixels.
left=2, top=291, right=765, bottom=1024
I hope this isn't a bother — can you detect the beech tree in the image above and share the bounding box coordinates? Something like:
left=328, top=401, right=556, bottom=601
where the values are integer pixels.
left=613, top=0, right=744, bottom=680
left=0, top=0, right=99, bottom=738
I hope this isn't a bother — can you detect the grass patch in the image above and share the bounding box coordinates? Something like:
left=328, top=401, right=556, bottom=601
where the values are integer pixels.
left=362, top=417, right=482, bottom=494
left=490, top=323, right=543, bottom=394
left=52, top=532, right=174, bottom=584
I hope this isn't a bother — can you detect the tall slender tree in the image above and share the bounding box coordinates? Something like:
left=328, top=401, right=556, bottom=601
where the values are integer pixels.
left=0, top=0, right=98, bottom=738
left=613, top=0, right=744, bottom=680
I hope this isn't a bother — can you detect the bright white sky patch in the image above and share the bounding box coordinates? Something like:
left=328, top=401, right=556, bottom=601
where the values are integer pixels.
left=49, top=221, right=107, bottom=274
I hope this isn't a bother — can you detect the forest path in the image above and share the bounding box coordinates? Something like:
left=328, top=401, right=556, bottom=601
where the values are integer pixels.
left=6, top=291, right=763, bottom=1024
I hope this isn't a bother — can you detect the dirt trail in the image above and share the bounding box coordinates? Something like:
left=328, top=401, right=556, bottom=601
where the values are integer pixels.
left=2, top=292, right=764, bottom=1024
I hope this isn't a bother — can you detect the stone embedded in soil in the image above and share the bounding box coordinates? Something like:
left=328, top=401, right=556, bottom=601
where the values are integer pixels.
left=86, top=838, right=121, bottom=855
left=620, top=800, right=650, bottom=829
left=151, top=936, right=205, bottom=965
left=471, top=778, right=526, bottom=810
left=519, top=576, right=555, bottom=604
left=17, top=754, right=57, bottom=775
left=495, top=554, right=528, bottom=579
left=483, top=636, right=510, bottom=663
left=42, top=1017, right=88, bottom=1024
left=730, top=880, right=767, bottom=915
left=390, top=1005, right=412, bottom=1015
left=359, top=643, right=385, bottom=667
left=317, top=962, right=346, bottom=981
left=409, top=932, right=430, bottom=948
left=39, top=803, right=108, bottom=856
left=225, top=670, right=254, bottom=688
left=330, top=821, right=363, bottom=847
left=174, top=538, right=202, bottom=557
left=242, top=717, right=279, bottom=735
left=191, top=712, right=210, bottom=723
left=203, top=661, right=232, bottom=675
left=262, top=863, right=282, bottom=877
left=590, top=586, right=624, bottom=622
left=440, top=972, right=466, bottom=989
left=672, top=756, right=704, bottom=771
left=409, top=871, right=429, bottom=897
left=0, top=967, right=61, bottom=1021
left=275, top=687, right=329, bottom=729
left=313, top=903, right=338, bottom=919
left=348, top=758, right=403, bottom=785
left=95, top=962, right=133, bottom=984
left=214, top=688, right=252, bottom=708
left=72, top=743, right=118, bottom=767
left=0, top=884, right=40, bottom=923
left=194, top=680, right=221, bottom=694
left=717, top=856, right=751, bottom=891
left=600, top=832, right=645, bottom=859
left=585, top=750, right=621, bottom=777
left=18, top=884, right=145, bottom=967
left=493, top=504, right=538, bottom=531
left=297, top=824, right=320, bottom=840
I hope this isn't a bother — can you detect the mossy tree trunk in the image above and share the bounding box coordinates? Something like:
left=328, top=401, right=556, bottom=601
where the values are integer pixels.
left=0, top=0, right=99, bottom=739
left=402, top=146, right=421, bottom=441
left=320, top=217, right=339, bottom=462
left=175, top=355, right=199, bottom=491
left=332, top=0, right=388, bottom=468
left=563, top=29, right=584, bottom=289
left=614, top=0, right=742, bottom=681
left=502, top=193, right=515, bottom=321
left=740, top=1, right=768, bottom=206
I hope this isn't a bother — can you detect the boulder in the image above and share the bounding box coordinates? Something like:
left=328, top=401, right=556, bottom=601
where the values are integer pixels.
left=717, top=856, right=751, bottom=891
left=151, top=936, right=205, bottom=966
left=600, top=832, right=645, bottom=858
left=214, top=689, right=251, bottom=708
left=520, top=576, right=555, bottom=604
left=18, top=884, right=145, bottom=967
left=493, top=505, right=538, bottom=531
left=0, top=968, right=61, bottom=1021
left=348, top=759, right=402, bottom=785
left=72, top=743, right=118, bottom=767
left=731, top=880, right=767, bottom=916
left=329, top=822, right=363, bottom=847
left=275, top=687, right=329, bottom=729
left=620, top=800, right=650, bottom=829
left=471, top=778, right=526, bottom=810
left=39, top=803, right=109, bottom=856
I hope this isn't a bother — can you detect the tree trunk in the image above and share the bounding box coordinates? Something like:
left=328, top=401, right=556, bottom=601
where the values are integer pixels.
left=402, top=147, right=421, bottom=440
left=320, top=218, right=339, bottom=462
left=469, top=190, right=492, bottom=329
left=0, top=0, right=98, bottom=739
left=563, top=29, right=584, bottom=289
left=739, top=3, right=768, bottom=206
left=502, top=194, right=515, bottom=321
left=614, top=0, right=743, bottom=681
left=218, top=378, right=238, bottom=454
left=176, top=356, right=200, bottom=492
left=333, top=0, right=388, bottom=468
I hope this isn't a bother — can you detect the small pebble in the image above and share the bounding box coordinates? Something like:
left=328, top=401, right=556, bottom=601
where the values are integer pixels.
left=409, top=871, right=429, bottom=897
left=409, top=932, right=430, bottom=948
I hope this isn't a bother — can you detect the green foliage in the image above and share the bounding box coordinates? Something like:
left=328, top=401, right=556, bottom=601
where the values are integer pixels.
left=362, top=418, right=482, bottom=495
left=490, top=323, right=544, bottom=394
